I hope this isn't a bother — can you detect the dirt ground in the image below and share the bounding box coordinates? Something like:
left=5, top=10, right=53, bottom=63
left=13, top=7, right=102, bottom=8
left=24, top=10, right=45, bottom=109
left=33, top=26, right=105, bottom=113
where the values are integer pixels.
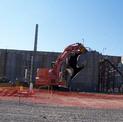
left=0, top=89, right=123, bottom=121
left=0, top=100, right=123, bottom=122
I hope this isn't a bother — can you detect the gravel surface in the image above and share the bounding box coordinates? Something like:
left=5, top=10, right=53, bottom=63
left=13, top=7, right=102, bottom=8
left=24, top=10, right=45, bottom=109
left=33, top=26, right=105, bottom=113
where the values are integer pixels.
left=0, top=100, right=123, bottom=122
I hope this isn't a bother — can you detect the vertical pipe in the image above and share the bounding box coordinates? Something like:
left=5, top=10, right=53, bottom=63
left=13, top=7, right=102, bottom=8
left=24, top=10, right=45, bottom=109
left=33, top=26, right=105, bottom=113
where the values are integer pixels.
left=30, top=56, right=33, bottom=82
left=30, top=24, right=38, bottom=84
left=34, top=24, right=38, bottom=52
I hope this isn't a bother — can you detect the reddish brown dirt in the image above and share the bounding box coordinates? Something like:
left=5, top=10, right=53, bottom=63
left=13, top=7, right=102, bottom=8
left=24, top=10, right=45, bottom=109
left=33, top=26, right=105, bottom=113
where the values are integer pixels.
left=0, top=87, right=123, bottom=109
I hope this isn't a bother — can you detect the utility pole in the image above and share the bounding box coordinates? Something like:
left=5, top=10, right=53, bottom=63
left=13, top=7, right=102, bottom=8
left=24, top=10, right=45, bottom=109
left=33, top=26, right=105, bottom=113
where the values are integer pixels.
left=30, top=24, right=38, bottom=88
left=34, top=24, right=38, bottom=52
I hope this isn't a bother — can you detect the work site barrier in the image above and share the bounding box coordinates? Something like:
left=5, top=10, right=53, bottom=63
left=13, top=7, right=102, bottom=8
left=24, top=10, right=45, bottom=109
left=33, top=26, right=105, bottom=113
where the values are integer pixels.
left=0, top=86, right=123, bottom=109
left=0, top=87, right=34, bottom=97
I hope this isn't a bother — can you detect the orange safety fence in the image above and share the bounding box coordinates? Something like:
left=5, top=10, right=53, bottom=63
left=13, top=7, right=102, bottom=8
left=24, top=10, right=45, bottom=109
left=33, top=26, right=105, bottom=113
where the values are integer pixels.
left=0, top=88, right=123, bottom=109
left=0, top=87, right=34, bottom=97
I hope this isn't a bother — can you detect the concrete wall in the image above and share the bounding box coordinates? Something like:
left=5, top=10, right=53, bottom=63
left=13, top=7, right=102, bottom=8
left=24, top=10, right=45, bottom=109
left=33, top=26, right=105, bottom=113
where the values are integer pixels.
left=70, top=51, right=102, bottom=92
left=0, top=49, right=59, bottom=82
left=70, top=52, right=121, bottom=92
left=0, top=49, right=121, bottom=92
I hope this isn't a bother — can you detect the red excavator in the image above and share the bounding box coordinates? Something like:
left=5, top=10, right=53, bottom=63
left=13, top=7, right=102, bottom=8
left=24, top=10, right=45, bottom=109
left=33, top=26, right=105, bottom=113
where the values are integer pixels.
left=35, top=43, right=87, bottom=88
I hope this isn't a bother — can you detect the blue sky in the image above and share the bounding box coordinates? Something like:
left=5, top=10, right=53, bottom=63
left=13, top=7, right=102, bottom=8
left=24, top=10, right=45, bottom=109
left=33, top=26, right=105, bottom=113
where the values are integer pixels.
left=0, top=0, right=123, bottom=56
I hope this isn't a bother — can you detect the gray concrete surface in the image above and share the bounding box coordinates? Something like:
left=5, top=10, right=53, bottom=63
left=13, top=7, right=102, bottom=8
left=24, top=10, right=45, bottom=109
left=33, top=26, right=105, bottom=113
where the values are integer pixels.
left=0, top=100, right=123, bottom=122
left=71, top=51, right=101, bottom=92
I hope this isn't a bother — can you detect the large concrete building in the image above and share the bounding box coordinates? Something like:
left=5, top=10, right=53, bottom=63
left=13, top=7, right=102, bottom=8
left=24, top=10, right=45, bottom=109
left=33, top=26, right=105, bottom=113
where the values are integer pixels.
left=0, top=49, right=122, bottom=92
left=70, top=51, right=122, bottom=92
left=0, top=49, right=59, bottom=83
